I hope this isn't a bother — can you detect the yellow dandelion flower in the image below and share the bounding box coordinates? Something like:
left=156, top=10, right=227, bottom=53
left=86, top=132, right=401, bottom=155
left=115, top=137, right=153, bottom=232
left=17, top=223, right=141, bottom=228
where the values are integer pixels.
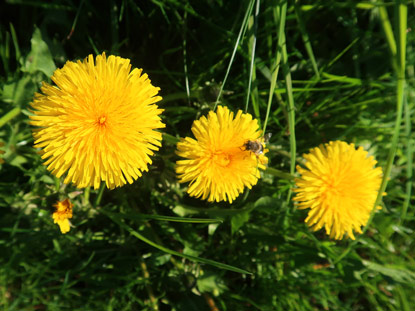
left=53, top=198, right=73, bottom=234
left=176, top=106, right=268, bottom=203
left=293, top=141, right=383, bottom=240
left=30, top=53, right=165, bottom=189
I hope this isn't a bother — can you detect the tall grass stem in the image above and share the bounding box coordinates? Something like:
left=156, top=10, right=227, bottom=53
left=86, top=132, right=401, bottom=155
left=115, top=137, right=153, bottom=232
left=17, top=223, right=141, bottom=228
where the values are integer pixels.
left=374, top=2, right=407, bottom=210
left=214, top=0, right=255, bottom=110
left=245, top=0, right=260, bottom=113
left=262, top=1, right=287, bottom=135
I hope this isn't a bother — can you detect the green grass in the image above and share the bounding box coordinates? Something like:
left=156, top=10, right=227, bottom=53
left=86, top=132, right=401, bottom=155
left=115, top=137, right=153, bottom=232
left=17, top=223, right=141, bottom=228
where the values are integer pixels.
left=1, top=0, right=414, bottom=310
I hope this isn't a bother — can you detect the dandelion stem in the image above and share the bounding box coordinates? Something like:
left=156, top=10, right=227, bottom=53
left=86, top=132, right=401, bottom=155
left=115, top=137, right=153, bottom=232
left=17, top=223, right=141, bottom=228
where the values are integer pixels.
left=83, top=187, right=90, bottom=206
left=266, top=167, right=295, bottom=181
left=162, top=132, right=180, bottom=144
left=94, top=183, right=105, bottom=208
left=0, top=107, right=21, bottom=129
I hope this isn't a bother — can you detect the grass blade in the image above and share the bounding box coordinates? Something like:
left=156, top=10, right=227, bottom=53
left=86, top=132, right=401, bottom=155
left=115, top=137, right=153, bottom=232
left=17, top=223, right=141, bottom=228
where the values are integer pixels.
left=281, top=33, right=296, bottom=177
left=104, top=210, right=223, bottom=224
left=245, top=0, right=260, bottom=113
left=214, top=0, right=255, bottom=110
left=262, top=1, right=287, bottom=134
left=336, top=1, right=408, bottom=264
left=294, top=2, right=320, bottom=79
left=101, top=209, right=251, bottom=274
left=378, top=2, right=397, bottom=69
left=374, top=2, right=407, bottom=209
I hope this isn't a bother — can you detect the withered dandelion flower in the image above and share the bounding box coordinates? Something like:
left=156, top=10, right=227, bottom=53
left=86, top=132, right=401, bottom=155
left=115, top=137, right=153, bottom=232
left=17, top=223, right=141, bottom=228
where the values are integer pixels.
left=176, top=106, right=268, bottom=203
left=53, top=199, right=73, bottom=234
left=30, top=53, right=165, bottom=189
left=293, top=141, right=383, bottom=240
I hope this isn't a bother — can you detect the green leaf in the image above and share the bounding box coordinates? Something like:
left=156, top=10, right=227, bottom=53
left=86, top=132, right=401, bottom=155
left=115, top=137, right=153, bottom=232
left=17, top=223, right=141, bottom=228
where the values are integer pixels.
left=23, top=27, right=56, bottom=77
left=362, top=260, right=415, bottom=284
left=2, top=75, right=37, bottom=107
left=231, top=209, right=251, bottom=235
left=196, top=272, right=228, bottom=295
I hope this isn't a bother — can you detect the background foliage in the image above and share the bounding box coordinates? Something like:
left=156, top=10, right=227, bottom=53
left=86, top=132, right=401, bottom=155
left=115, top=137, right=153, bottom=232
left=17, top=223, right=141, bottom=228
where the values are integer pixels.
left=0, top=0, right=414, bottom=310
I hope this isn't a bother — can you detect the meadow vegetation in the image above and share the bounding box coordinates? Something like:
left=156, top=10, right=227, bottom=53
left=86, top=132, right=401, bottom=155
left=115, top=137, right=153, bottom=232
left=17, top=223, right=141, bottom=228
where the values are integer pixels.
left=0, top=0, right=414, bottom=310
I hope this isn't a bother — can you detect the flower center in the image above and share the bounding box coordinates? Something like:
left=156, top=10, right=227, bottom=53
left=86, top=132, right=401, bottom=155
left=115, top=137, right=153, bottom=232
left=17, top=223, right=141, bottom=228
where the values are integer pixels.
left=322, top=167, right=357, bottom=203
left=212, top=152, right=231, bottom=167
left=97, top=115, right=107, bottom=127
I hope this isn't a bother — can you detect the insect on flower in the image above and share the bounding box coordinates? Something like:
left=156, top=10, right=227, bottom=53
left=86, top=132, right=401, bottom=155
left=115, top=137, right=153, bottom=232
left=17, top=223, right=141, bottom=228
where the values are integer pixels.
left=243, top=133, right=272, bottom=156
left=175, top=106, right=269, bottom=203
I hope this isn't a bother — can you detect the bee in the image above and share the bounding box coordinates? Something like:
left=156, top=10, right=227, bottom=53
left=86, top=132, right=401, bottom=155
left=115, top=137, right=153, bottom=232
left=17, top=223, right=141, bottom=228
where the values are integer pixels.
left=243, top=133, right=272, bottom=156
left=243, top=140, right=265, bottom=156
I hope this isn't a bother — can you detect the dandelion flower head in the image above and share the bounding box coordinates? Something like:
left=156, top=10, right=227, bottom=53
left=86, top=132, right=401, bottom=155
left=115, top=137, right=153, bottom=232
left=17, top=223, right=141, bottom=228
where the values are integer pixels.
left=30, top=53, right=165, bottom=189
left=293, top=141, right=383, bottom=240
left=53, top=199, right=73, bottom=234
left=176, top=106, right=268, bottom=203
